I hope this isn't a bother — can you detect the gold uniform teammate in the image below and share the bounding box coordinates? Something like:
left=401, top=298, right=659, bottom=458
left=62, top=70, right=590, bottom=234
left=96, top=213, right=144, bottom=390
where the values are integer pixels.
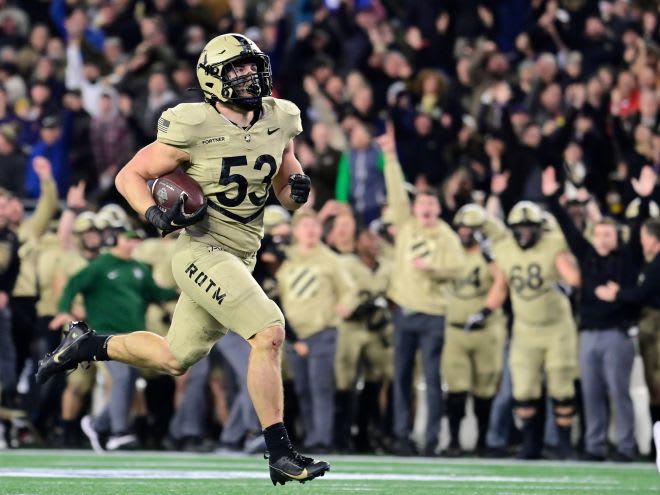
left=491, top=201, right=581, bottom=459
left=36, top=34, right=330, bottom=485
left=443, top=204, right=507, bottom=456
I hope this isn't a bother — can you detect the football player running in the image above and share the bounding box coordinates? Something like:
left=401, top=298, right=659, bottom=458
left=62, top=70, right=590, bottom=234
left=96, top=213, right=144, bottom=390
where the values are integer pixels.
left=36, top=34, right=329, bottom=485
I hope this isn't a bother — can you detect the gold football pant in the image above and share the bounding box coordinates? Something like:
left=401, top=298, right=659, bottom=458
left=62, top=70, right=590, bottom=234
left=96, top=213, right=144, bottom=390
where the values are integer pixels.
left=639, top=308, right=660, bottom=405
left=509, top=319, right=577, bottom=401
left=334, top=322, right=391, bottom=391
left=167, top=234, right=284, bottom=369
left=442, top=320, right=505, bottom=397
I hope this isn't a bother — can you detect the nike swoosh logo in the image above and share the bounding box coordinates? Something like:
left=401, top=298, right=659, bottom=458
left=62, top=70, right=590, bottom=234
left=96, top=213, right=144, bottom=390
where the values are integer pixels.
left=286, top=468, right=308, bottom=480
left=53, top=352, right=62, bottom=364
left=267, top=128, right=280, bottom=135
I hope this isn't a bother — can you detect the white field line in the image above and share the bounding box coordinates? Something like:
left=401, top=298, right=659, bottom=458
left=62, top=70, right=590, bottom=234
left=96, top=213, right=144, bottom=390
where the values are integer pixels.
left=0, top=450, right=653, bottom=471
left=0, top=468, right=615, bottom=485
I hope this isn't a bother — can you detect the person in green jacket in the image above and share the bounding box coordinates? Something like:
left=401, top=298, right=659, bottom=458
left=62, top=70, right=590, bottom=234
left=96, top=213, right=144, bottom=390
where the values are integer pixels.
left=51, top=224, right=178, bottom=452
left=335, top=123, right=386, bottom=226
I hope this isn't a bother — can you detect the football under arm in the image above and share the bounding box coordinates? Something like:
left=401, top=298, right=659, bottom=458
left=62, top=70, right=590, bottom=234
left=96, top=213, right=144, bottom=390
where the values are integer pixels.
left=555, top=251, right=581, bottom=288
left=272, top=140, right=305, bottom=211
left=115, top=141, right=190, bottom=216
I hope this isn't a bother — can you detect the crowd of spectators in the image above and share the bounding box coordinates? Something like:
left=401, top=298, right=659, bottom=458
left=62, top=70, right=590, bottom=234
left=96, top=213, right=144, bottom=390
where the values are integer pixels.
left=0, top=0, right=659, bottom=460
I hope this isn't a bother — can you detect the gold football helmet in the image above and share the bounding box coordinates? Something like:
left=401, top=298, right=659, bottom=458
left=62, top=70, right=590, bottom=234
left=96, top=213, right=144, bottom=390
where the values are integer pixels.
left=453, top=204, right=488, bottom=228
left=196, top=33, right=272, bottom=110
left=507, top=201, right=544, bottom=249
left=73, top=211, right=100, bottom=234
left=507, top=201, right=544, bottom=226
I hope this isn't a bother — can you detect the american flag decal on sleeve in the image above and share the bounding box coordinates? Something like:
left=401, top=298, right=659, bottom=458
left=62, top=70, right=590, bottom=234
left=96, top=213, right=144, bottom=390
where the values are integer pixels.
left=157, top=117, right=170, bottom=133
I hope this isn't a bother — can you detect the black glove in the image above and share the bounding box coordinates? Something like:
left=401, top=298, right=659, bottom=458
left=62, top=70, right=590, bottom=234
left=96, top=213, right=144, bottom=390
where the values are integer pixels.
left=463, top=307, right=492, bottom=332
left=288, top=174, right=311, bottom=204
left=145, top=193, right=207, bottom=236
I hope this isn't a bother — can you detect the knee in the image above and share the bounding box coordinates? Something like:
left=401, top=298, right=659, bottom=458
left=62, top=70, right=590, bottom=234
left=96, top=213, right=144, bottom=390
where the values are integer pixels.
left=514, top=400, right=539, bottom=420
left=474, top=373, right=499, bottom=398
left=158, top=341, right=188, bottom=377
left=249, top=324, right=285, bottom=353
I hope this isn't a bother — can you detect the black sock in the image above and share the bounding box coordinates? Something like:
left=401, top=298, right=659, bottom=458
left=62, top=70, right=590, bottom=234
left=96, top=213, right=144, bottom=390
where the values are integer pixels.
left=263, top=422, right=292, bottom=460
left=650, top=405, right=660, bottom=424
left=62, top=419, right=76, bottom=435
left=62, top=419, right=78, bottom=445
left=76, top=335, right=112, bottom=362
left=556, top=425, right=572, bottom=452
left=474, top=396, right=493, bottom=450
left=446, top=392, right=467, bottom=448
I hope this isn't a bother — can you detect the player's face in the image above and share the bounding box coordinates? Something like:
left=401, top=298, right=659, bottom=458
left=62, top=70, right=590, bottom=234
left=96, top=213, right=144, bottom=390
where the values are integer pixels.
left=103, top=228, right=117, bottom=247
left=80, top=230, right=102, bottom=251
left=227, top=61, right=259, bottom=97
left=512, top=224, right=540, bottom=249
left=357, top=230, right=380, bottom=258
left=640, top=225, right=659, bottom=261
left=592, top=223, right=618, bottom=256
left=293, top=216, right=322, bottom=248
left=458, top=226, right=476, bottom=247
left=413, top=193, right=440, bottom=227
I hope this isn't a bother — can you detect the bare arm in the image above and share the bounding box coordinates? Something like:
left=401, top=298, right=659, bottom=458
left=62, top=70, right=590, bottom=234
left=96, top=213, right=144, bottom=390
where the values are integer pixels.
left=555, top=251, right=581, bottom=288
left=19, top=158, right=58, bottom=242
left=376, top=123, right=412, bottom=228
left=271, top=140, right=306, bottom=211
left=58, top=181, right=86, bottom=250
left=485, top=172, right=509, bottom=220
left=115, top=141, right=189, bottom=216
left=484, top=261, right=508, bottom=310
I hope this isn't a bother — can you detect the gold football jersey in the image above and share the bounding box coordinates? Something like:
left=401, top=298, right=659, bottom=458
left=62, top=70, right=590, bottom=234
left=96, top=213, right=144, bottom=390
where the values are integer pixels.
left=156, top=97, right=302, bottom=254
left=387, top=220, right=465, bottom=315
left=277, top=244, right=357, bottom=338
left=494, top=233, right=572, bottom=327
left=447, top=249, right=495, bottom=326
left=340, top=253, right=391, bottom=302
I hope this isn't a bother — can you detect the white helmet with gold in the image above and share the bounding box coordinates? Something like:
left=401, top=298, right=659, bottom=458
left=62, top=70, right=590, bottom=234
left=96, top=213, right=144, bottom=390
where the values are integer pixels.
left=196, top=33, right=272, bottom=110
left=507, top=201, right=545, bottom=249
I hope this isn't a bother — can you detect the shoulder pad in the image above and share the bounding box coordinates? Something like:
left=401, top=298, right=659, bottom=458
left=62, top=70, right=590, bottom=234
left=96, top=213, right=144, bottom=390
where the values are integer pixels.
left=164, top=103, right=208, bottom=126
left=492, top=235, right=514, bottom=255
left=271, top=97, right=301, bottom=117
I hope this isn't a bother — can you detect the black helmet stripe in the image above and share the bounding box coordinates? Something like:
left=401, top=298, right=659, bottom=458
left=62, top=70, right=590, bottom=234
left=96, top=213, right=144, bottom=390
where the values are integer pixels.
left=233, top=34, right=253, bottom=54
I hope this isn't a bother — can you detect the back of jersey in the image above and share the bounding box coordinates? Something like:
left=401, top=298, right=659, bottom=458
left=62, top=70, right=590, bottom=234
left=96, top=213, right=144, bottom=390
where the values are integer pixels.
left=156, top=97, right=302, bottom=254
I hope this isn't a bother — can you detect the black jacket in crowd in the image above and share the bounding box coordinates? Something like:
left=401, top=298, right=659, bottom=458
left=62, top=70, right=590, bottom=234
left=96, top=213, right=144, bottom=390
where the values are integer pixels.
left=0, top=226, right=20, bottom=294
left=616, top=252, right=660, bottom=311
left=547, top=193, right=649, bottom=330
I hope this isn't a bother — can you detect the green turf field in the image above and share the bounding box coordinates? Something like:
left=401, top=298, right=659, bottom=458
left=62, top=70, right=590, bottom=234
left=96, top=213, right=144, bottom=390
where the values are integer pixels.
left=0, top=450, right=658, bottom=495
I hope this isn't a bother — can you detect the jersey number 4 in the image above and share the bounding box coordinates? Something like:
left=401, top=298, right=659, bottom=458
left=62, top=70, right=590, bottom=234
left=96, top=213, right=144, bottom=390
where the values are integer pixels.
left=208, top=154, right=276, bottom=224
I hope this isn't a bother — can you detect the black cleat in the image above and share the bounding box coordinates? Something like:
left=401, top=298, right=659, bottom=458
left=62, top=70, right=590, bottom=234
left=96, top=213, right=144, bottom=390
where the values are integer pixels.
left=267, top=449, right=330, bottom=486
left=35, top=322, right=94, bottom=384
